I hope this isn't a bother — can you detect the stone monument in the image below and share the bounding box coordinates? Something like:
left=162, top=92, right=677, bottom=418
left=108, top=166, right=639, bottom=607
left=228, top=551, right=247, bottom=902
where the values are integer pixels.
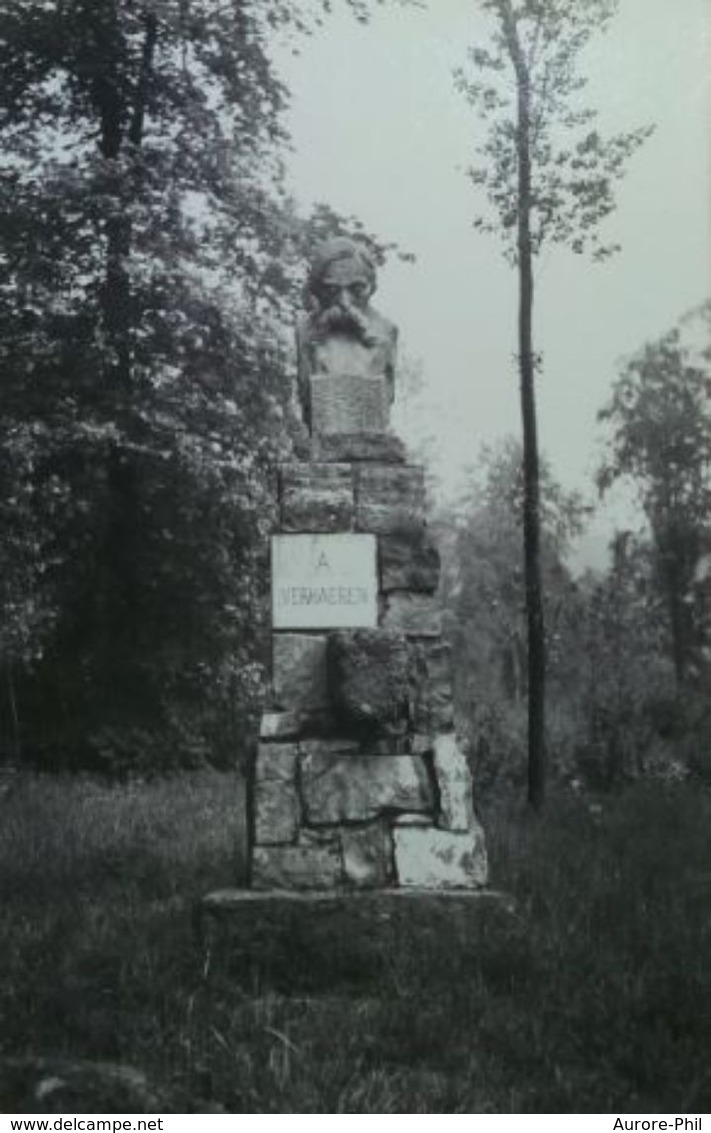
left=251, top=236, right=488, bottom=892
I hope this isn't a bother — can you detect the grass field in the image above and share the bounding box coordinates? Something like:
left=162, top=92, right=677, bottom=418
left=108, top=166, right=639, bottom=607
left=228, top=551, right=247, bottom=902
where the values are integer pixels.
left=1, top=772, right=710, bottom=1113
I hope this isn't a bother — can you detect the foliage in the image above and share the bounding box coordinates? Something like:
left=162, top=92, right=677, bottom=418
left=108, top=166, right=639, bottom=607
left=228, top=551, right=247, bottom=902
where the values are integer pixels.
left=454, top=0, right=653, bottom=265
left=598, top=310, right=711, bottom=686
left=573, top=535, right=677, bottom=789
left=441, top=439, right=586, bottom=794
left=0, top=0, right=403, bottom=770
left=2, top=773, right=711, bottom=1112
left=442, top=440, right=695, bottom=794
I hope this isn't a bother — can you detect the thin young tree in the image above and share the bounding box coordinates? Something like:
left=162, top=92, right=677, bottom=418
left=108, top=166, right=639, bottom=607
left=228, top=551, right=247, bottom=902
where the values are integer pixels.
left=455, top=0, right=651, bottom=808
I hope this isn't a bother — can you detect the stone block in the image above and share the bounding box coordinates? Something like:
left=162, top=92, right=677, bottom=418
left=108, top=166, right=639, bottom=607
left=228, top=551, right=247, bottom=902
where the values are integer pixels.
left=432, top=733, right=475, bottom=832
left=392, top=813, right=434, bottom=827
left=421, top=639, right=453, bottom=682
left=327, top=629, right=412, bottom=733
left=431, top=702, right=455, bottom=729
left=355, top=465, right=426, bottom=533
left=342, top=821, right=394, bottom=888
left=255, top=742, right=299, bottom=782
left=413, top=640, right=455, bottom=729
left=253, top=780, right=300, bottom=845
left=301, top=752, right=433, bottom=825
left=298, top=826, right=341, bottom=848
left=300, top=737, right=361, bottom=759
left=251, top=844, right=343, bottom=890
left=259, top=712, right=301, bottom=742
left=279, top=464, right=353, bottom=532
left=382, top=593, right=443, bottom=638
left=369, top=735, right=410, bottom=755
left=310, top=432, right=406, bottom=465
left=427, top=641, right=455, bottom=729
left=272, top=633, right=328, bottom=712
left=409, top=734, right=433, bottom=756
left=293, top=710, right=339, bottom=736
left=393, top=825, right=488, bottom=889
left=379, top=528, right=441, bottom=592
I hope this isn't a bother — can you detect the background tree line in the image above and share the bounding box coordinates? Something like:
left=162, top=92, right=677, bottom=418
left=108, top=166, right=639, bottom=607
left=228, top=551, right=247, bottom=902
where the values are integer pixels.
left=438, top=300, right=710, bottom=799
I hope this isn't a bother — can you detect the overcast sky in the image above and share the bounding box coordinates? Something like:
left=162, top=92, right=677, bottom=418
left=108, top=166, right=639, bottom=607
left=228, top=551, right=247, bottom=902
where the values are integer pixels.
left=274, top=0, right=710, bottom=566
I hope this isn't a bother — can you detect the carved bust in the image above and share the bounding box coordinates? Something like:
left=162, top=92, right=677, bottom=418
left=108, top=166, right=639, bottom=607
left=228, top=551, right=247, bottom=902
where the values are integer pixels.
left=296, top=237, right=398, bottom=436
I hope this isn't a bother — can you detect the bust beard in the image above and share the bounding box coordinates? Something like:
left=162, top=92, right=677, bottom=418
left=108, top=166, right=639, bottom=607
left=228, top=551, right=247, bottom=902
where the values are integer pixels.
left=311, top=302, right=378, bottom=347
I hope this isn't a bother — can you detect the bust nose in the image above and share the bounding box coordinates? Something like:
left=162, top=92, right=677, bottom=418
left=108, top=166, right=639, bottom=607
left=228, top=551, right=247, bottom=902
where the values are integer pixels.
left=334, top=287, right=350, bottom=309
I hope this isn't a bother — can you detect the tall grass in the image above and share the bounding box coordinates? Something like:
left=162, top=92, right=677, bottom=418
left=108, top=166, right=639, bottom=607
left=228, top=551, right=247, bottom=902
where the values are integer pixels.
left=1, top=774, right=710, bottom=1113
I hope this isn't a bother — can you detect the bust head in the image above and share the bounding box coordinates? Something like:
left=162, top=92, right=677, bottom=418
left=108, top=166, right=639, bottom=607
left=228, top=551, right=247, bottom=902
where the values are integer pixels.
left=306, top=238, right=377, bottom=338
left=296, top=236, right=397, bottom=435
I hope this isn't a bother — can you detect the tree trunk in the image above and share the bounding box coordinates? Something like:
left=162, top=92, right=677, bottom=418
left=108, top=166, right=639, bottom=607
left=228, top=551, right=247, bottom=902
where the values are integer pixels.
left=5, top=665, right=22, bottom=763
left=501, top=0, right=547, bottom=809
left=92, top=9, right=157, bottom=706
left=519, top=134, right=546, bottom=811
left=662, top=543, right=690, bottom=689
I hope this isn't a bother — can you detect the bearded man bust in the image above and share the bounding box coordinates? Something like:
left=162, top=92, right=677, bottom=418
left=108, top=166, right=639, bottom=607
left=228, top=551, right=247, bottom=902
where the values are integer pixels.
left=296, top=236, right=398, bottom=436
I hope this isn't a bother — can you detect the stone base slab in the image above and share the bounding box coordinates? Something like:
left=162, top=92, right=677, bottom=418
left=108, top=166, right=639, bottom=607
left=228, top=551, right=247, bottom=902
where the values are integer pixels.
left=197, top=884, right=508, bottom=956
left=196, top=886, right=510, bottom=949
left=202, top=887, right=506, bottom=911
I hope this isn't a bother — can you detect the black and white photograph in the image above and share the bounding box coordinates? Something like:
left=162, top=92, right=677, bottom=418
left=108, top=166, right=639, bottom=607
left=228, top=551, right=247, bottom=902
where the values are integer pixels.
left=0, top=0, right=709, bottom=1117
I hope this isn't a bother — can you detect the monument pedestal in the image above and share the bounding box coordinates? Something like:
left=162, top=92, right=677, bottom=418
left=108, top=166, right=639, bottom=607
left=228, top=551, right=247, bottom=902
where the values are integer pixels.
left=249, top=434, right=488, bottom=893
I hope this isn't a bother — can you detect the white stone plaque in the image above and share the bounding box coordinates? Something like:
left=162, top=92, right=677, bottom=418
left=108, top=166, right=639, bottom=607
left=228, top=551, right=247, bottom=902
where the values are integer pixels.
left=272, top=534, right=378, bottom=630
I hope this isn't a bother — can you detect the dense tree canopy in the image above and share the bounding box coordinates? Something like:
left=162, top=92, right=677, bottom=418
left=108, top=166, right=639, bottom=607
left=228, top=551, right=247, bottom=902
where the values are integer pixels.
left=598, top=309, right=711, bottom=687
left=440, top=439, right=692, bottom=796
left=0, top=0, right=399, bottom=770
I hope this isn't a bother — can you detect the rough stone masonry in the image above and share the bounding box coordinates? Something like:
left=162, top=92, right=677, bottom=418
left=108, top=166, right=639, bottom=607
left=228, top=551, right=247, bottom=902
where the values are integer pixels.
left=251, top=236, right=488, bottom=891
